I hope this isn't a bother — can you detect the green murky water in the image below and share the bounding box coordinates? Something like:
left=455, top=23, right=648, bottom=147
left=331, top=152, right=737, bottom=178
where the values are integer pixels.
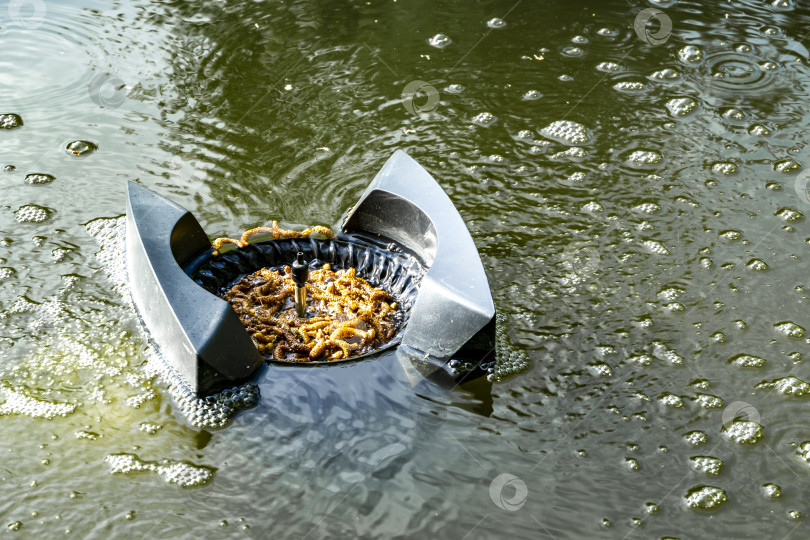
left=2, top=0, right=810, bottom=537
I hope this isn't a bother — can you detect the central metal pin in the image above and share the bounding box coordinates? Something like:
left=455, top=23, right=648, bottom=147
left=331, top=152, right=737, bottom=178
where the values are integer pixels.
left=291, top=251, right=309, bottom=318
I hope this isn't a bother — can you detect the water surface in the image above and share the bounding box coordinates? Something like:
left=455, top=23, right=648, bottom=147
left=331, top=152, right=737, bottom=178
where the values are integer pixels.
left=2, top=0, right=810, bottom=537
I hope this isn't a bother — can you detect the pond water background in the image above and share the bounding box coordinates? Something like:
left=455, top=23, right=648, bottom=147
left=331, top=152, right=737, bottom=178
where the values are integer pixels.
left=2, top=0, right=810, bottom=537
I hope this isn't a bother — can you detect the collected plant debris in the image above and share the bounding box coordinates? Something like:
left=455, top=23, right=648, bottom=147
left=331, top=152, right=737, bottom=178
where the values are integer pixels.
left=223, top=264, right=399, bottom=362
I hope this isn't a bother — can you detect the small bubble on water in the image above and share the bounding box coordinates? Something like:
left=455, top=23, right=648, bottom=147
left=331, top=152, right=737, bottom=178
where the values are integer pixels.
left=722, top=108, right=746, bottom=121
left=427, top=33, right=452, bottom=48
left=746, top=258, right=768, bottom=271
left=0, top=114, right=23, bottom=129
left=748, top=124, right=771, bottom=136
left=24, top=173, right=55, bottom=185
left=678, top=45, right=704, bottom=64
left=761, top=483, right=782, bottom=498
left=561, top=46, right=584, bottom=57
left=558, top=74, right=573, bottom=81
left=471, top=112, right=497, bottom=127
left=650, top=68, right=681, bottom=81
left=597, top=27, right=619, bottom=38
left=666, top=97, right=698, bottom=117
left=711, top=162, right=737, bottom=175
left=788, top=510, right=802, bottom=520
left=774, top=160, right=801, bottom=173
left=522, top=89, right=542, bottom=100
left=596, top=61, right=621, bottom=72
left=761, top=26, right=782, bottom=36
left=613, top=80, right=646, bottom=92
left=486, top=18, right=506, bottom=29
left=65, top=140, right=98, bottom=156
left=444, top=83, right=465, bottom=94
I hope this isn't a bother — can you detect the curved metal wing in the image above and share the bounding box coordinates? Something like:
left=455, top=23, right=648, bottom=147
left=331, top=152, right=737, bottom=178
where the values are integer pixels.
left=341, top=150, right=495, bottom=360
left=126, top=182, right=263, bottom=395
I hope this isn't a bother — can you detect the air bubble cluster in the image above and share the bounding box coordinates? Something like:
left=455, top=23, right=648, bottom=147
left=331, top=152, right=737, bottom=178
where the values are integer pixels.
left=624, top=150, right=662, bottom=167
left=472, top=112, right=497, bottom=127
left=479, top=313, right=530, bottom=382
left=0, top=384, right=76, bottom=419
left=684, top=430, right=708, bottom=446
left=24, top=173, right=55, bottom=185
left=613, top=81, right=645, bottom=92
left=694, top=394, right=723, bottom=408
left=596, top=62, right=621, bottom=72
left=650, top=68, right=681, bottom=81
left=666, top=97, right=698, bottom=116
left=711, top=162, right=737, bottom=175
left=746, top=259, right=768, bottom=271
left=138, top=422, right=162, bottom=434
left=775, top=208, right=803, bottom=222
left=774, top=321, right=805, bottom=339
left=171, top=384, right=259, bottom=428
left=684, top=485, right=727, bottom=510
left=758, top=376, right=810, bottom=397
left=729, top=354, right=766, bottom=368
left=690, top=456, right=723, bottom=475
left=796, top=442, right=810, bottom=464
left=773, top=160, right=801, bottom=173
left=14, top=205, right=53, bottom=223
left=643, top=240, right=670, bottom=255
left=722, top=420, right=763, bottom=444
left=86, top=217, right=129, bottom=297
left=658, top=393, right=684, bottom=408
left=105, top=454, right=213, bottom=487
left=749, top=124, right=771, bottom=136
left=539, top=120, right=592, bottom=146
left=552, top=147, right=586, bottom=160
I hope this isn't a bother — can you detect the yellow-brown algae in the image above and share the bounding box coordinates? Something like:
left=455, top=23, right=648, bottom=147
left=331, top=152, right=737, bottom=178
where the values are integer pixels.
left=212, top=222, right=335, bottom=255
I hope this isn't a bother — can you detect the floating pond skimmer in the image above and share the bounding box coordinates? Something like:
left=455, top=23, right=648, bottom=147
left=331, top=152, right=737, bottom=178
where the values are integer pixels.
left=126, top=150, right=496, bottom=395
